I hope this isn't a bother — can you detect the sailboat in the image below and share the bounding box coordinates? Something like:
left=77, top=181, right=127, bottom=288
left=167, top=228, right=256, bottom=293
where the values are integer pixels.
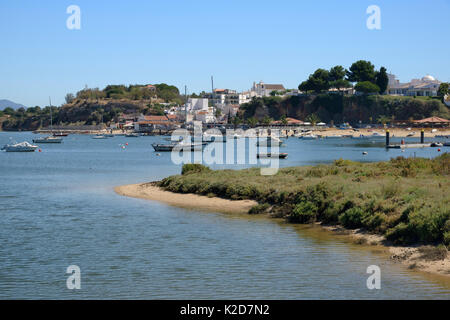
left=33, top=98, right=63, bottom=144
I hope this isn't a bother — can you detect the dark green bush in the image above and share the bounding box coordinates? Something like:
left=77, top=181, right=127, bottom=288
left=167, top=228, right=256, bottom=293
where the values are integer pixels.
left=339, top=207, right=366, bottom=229
left=249, top=203, right=270, bottom=214
left=290, top=201, right=318, bottom=223
left=181, top=164, right=211, bottom=175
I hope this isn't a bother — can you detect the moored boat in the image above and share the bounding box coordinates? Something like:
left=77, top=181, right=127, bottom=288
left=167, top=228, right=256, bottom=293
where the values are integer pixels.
left=257, top=152, right=288, bottom=159
left=299, top=134, right=318, bottom=140
left=32, top=136, right=63, bottom=143
left=92, top=134, right=107, bottom=139
left=125, top=133, right=139, bottom=137
left=53, top=132, right=69, bottom=137
left=1, top=141, right=39, bottom=152
left=152, top=142, right=207, bottom=152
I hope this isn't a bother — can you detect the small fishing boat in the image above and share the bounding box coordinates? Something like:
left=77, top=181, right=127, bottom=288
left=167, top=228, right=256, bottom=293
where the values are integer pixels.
left=125, top=133, right=139, bottom=137
left=92, top=134, right=107, bottom=139
left=430, top=142, right=443, bottom=147
left=406, top=132, right=416, bottom=137
left=256, top=137, right=283, bottom=147
left=257, top=153, right=288, bottom=159
left=371, top=132, right=384, bottom=138
left=299, top=134, right=318, bottom=140
left=32, top=136, right=63, bottom=143
left=53, top=132, right=69, bottom=137
left=1, top=141, right=39, bottom=152
left=152, top=142, right=206, bottom=152
left=352, top=134, right=369, bottom=139
left=326, top=134, right=343, bottom=139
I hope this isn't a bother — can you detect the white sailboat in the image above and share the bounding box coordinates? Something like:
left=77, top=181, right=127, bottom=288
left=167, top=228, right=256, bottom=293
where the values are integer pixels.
left=33, top=98, right=63, bottom=144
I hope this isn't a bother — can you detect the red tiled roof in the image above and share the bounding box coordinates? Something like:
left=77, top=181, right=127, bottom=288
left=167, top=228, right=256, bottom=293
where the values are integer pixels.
left=143, top=115, right=169, bottom=121
left=272, top=117, right=304, bottom=124
left=413, top=117, right=450, bottom=123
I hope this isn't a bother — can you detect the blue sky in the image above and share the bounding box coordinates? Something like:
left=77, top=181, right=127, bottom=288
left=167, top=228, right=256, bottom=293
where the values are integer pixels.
left=1, top=0, right=449, bottom=107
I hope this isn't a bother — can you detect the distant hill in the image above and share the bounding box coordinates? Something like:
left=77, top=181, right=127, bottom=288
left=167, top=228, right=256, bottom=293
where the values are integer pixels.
left=0, top=99, right=27, bottom=110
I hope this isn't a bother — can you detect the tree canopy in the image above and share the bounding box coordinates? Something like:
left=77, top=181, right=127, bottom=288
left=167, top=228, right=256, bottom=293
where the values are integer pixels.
left=354, top=81, right=380, bottom=94
left=346, top=60, right=376, bottom=83
left=375, top=67, right=389, bottom=94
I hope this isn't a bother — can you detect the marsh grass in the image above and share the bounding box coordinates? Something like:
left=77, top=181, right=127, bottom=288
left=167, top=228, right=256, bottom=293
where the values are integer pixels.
left=158, top=154, right=450, bottom=246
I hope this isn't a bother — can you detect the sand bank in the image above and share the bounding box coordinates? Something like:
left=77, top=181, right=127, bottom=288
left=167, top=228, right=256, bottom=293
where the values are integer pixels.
left=115, top=183, right=257, bottom=214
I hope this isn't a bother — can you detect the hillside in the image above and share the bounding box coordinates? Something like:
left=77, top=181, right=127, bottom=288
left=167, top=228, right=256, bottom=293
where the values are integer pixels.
left=0, top=99, right=27, bottom=110
left=0, top=83, right=183, bottom=131
left=240, top=94, right=450, bottom=124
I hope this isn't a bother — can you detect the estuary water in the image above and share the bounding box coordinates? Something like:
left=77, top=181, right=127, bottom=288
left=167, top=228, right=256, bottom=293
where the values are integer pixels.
left=0, top=132, right=449, bottom=299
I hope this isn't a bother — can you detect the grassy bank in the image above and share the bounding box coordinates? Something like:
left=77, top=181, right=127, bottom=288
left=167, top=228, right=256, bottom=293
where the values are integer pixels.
left=158, top=155, right=450, bottom=248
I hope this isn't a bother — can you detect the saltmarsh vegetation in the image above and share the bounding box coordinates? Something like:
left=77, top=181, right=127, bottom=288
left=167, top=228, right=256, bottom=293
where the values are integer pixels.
left=158, top=154, right=450, bottom=247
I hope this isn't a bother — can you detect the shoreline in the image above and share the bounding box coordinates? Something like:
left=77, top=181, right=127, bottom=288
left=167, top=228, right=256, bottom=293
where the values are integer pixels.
left=114, top=182, right=257, bottom=214
left=2, top=127, right=450, bottom=138
left=115, top=182, right=450, bottom=278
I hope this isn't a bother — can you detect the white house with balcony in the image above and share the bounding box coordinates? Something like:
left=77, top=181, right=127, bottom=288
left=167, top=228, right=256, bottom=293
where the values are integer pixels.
left=387, top=74, right=441, bottom=97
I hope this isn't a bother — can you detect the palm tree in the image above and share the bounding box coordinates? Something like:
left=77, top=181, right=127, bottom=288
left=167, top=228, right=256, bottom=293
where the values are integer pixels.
left=247, top=117, right=258, bottom=128
left=261, top=115, right=273, bottom=127
left=306, top=113, right=320, bottom=126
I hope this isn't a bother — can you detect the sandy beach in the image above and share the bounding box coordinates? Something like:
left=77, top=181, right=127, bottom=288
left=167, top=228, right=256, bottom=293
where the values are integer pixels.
left=310, top=127, right=450, bottom=138
left=116, top=182, right=449, bottom=277
left=115, top=182, right=257, bottom=214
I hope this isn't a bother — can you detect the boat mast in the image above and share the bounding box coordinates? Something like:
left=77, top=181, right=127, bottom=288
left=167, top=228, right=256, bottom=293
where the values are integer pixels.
left=49, top=97, right=53, bottom=133
left=211, top=76, right=215, bottom=125
left=184, top=85, right=187, bottom=127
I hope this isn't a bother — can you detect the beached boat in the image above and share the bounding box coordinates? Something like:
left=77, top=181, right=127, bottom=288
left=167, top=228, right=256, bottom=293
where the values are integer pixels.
left=32, top=136, right=63, bottom=143
left=1, top=141, right=39, bottom=152
left=257, top=152, right=288, bottom=159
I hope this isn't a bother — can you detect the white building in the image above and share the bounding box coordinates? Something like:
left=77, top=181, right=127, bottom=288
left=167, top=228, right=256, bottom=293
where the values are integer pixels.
left=186, top=98, right=209, bottom=111
left=207, top=89, right=251, bottom=106
left=387, top=74, right=441, bottom=97
left=251, top=81, right=286, bottom=97
left=195, top=109, right=216, bottom=123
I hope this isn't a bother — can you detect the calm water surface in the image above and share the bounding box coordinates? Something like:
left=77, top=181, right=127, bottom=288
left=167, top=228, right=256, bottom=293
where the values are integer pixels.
left=0, top=132, right=449, bottom=299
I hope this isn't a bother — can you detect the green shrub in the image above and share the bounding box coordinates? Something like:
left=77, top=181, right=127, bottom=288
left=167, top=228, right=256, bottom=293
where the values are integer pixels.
left=444, top=232, right=450, bottom=248
left=386, top=223, right=414, bottom=245
left=339, top=207, right=366, bottom=229
left=181, top=164, right=211, bottom=175
left=290, top=201, right=318, bottom=223
left=249, top=203, right=270, bottom=214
